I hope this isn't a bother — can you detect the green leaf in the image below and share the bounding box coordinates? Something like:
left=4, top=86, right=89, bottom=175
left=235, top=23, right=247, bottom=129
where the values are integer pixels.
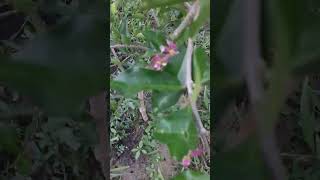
left=177, top=48, right=188, bottom=86
left=154, top=107, right=198, bottom=161
left=111, top=26, right=122, bottom=43
left=203, top=86, right=210, bottom=110
left=164, top=47, right=187, bottom=76
left=111, top=67, right=182, bottom=97
left=193, top=47, right=210, bottom=84
left=132, top=148, right=138, bottom=152
left=171, top=170, right=210, bottom=180
left=152, top=90, right=183, bottom=112
left=192, top=47, right=210, bottom=101
left=142, top=0, right=190, bottom=9
left=0, top=13, right=106, bottom=116
left=139, top=140, right=143, bottom=147
left=143, top=30, right=166, bottom=51
left=120, top=17, right=130, bottom=44
left=189, top=0, right=210, bottom=37
left=300, top=77, right=315, bottom=151
left=142, top=49, right=156, bottom=58
left=111, top=3, right=117, bottom=15
left=135, top=151, right=141, bottom=160
left=177, top=0, right=210, bottom=42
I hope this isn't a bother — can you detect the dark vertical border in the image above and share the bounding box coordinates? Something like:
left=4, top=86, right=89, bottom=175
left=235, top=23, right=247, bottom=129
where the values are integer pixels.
left=210, top=0, right=214, bottom=179
left=106, top=0, right=111, bottom=179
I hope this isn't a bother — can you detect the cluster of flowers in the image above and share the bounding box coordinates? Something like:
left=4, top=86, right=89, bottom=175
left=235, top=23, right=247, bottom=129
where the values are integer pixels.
left=150, top=40, right=179, bottom=71
left=181, top=147, right=204, bottom=168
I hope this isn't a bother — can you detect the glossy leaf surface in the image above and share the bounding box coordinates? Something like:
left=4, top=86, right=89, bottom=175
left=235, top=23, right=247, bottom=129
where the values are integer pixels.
left=111, top=67, right=182, bottom=97
left=0, top=13, right=106, bottom=116
left=154, top=108, right=198, bottom=161
left=171, top=170, right=210, bottom=180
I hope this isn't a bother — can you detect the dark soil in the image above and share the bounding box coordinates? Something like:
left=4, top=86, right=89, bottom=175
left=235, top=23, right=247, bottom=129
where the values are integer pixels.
left=111, top=120, right=178, bottom=180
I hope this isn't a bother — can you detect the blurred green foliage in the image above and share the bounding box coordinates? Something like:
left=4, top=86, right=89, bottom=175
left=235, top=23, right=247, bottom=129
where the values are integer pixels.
left=0, top=0, right=105, bottom=179
left=213, top=0, right=320, bottom=179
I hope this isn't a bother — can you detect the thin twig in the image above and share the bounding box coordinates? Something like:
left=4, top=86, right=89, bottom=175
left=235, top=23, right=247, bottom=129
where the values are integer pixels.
left=111, top=47, right=124, bottom=71
left=111, top=48, right=119, bottom=59
left=110, top=55, right=132, bottom=68
left=121, top=55, right=131, bottom=64
left=185, top=39, right=194, bottom=95
left=184, top=2, right=192, bottom=10
left=110, top=44, right=148, bottom=51
left=138, top=91, right=149, bottom=122
left=184, top=38, right=209, bottom=156
left=170, top=1, right=200, bottom=41
left=242, top=0, right=286, bottom=179
left=185, top=38, right=208, bottom=135
left=10, top=18, right=28, bottom=40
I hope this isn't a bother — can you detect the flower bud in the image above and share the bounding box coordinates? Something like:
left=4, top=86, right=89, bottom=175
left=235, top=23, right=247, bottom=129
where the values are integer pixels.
left=163, top=40, right=179, bottom=56
left=182, top=156, right=191, bottom=168
left=150, top=54, right=169, bottom=71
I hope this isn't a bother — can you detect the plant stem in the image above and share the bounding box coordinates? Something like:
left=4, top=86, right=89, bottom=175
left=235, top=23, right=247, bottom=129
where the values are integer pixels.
left=138, top=91, right=149, bottom=121
left=186, top=38, right=207, bottom=135
left=170, top=1, right=200, bottom=41
left=111, top=47, right=124, bottom=71
left=185, top=38, right=209, bottom=154
left=184, top=2, right=192, bottom=10
left=243, top=0, right=287, bottom=179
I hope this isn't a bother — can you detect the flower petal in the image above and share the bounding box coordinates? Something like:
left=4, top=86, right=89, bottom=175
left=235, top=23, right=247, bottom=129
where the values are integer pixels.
left=182, top=156, right=191, bottom=168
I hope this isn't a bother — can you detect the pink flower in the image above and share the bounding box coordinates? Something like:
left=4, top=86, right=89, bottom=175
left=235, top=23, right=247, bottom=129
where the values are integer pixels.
left=182, top=156, right=191, bottom=168
left=167, top=40, right=177, bottom=50
left=150, top=54, right=169, bottom=71
left=162, top=40, right=179, bottom=56
left=150, top=40, right=179, bottom=71
left=190, top=148, right=203, bottom=158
